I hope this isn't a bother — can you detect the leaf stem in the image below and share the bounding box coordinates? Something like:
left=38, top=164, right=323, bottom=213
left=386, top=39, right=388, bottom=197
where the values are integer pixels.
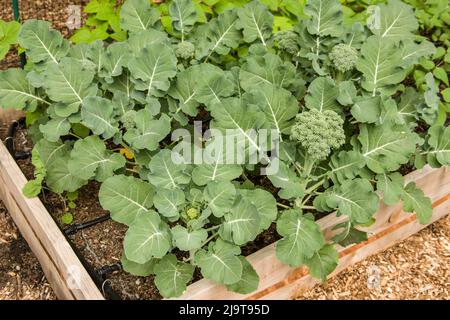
left=301, top=205, right=315, bottom=210
left=305, top=178, right=325, bottom=195
left=200, top=231, right=219, bottom=248
left=277, top=202, right=291, bottom=209
left=204, top=225, right=220, bottom=232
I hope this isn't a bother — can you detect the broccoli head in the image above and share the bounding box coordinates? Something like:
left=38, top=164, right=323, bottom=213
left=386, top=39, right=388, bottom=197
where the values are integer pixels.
left=291, top=109, right=345, bottom=161
left=121, top=110, right=137, bottom=129
left=276, top=30, right=299, bottom=55
left=176, top=41, right=195, bottom=60
left=329, top=43, right=358, bottom=73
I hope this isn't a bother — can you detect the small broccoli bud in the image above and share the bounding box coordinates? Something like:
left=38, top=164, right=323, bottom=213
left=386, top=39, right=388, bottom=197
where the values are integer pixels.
left=121, top=110, right=137, bottom=129
left=275, top=30, right=299, bottom=55
left=186, top=207, right=199, bottom=220
left=175, top=41, right=195, bottom=60
left=291, top=109, right=345, bottom=161
left=329, top=43, right=358, bottom=73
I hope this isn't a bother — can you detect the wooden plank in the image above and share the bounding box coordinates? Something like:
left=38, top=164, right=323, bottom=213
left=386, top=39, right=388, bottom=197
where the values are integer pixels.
left=0, top=141, right=104, bottom=300
left=180, top=166, right=450, bottom=300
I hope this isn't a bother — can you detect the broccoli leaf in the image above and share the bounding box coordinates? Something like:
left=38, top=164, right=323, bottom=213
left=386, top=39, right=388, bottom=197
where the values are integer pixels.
left=314, top=178, right=379, bottom=224
left=171, top=226, right=208, bottom=251
left=120, top=0, right=161, bottom=33
left=304, top=244, right=339, bottom=280
left=68, top=136, right=125, bottom=181
left=226, top=257, right=259, bottom=294
left=153, top=188, right=185, bottom=218
left=124, top=210, right=171, bottom=263
left=220, top=197, right=261, bottom=245
left=276, top=209, right=325, bottom=267
left=401, top=182, right=432, bottom=224
left=376, top=172, right=404, bottom=206
left=236, top=1, right=273, bottom=46
left=154, top=254, right=194, bottom=298
left=426, top=125, right=450, bottom=167
left=203, top=181, right=236, bottom=217
left=147, top=149, right=191, bottom=189
left=99, top=175, right=155, bottom=225
left=195, top=239, right=243, bottom=285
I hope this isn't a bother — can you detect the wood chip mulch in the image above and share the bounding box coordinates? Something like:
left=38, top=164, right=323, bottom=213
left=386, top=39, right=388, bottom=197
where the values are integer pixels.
left=296, top=214, right=450, bottom=300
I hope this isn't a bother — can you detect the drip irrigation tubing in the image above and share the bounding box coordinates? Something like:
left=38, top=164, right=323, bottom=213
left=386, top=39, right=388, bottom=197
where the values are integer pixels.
left=64, top=213, right=111, bottom=236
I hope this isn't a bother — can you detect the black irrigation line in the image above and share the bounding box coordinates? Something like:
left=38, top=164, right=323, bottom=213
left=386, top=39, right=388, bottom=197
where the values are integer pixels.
left=4, top=118, right=121, bottom=300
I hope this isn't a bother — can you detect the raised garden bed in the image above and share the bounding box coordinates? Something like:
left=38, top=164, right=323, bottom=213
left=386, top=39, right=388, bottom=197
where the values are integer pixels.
left=1, top=0, right=450, bottom=301
left=1, top=138, right=449, bottom=300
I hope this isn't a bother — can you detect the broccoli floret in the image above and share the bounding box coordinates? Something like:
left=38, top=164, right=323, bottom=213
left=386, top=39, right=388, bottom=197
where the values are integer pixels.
left=186, top=207, right=199, bottom=220
left=276, top=30, right=299, bottom=55
left=175, top=41, right=195, bottom=60
left=121, top=110, right=137, bottom=129
left=329, top=43, right=358, bottom=73
left=291, top=109, right=345, bottom=161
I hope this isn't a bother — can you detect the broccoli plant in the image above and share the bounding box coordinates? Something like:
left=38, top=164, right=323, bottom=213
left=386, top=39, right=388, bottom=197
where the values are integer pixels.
left=0, top=0, right=448, bottom=298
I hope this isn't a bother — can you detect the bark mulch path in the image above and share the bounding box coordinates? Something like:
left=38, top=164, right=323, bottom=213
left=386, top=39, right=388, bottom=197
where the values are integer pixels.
left=296, top=214, right=450, bottom=300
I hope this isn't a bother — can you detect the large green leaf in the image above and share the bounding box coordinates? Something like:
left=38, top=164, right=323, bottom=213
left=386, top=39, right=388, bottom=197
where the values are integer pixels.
left=220, top=197, right=260, bottom=245
left=267, top=160, right=305, bottom=199
left=304, top=77, right=340, bottom=112
left=68, top=136, right=125, bottom=182
left=198, top=10, right=241, bottom=60
left=124, top=211, right=171, bottom=263
left=43, top=57, right=97, bottom=117
left=376, top=172, right=404, bottom=206
left=371, top=0, right=418, bottom=42
left=192, top=64, right=235, bottom=107
left=209, top=97, right=266, bottom=155
left=18, top=20, right=68, bottom=64
left=147, top=149, right=191, bottom=189
left=195, top=239, right=243, bottom=285
left=276, top=210, right=325, bottom=267
left=239, top=53, right=303, bottom=94
left=357, top=123, right=421, bottom=173
left=81, top=96, right=119, bottom=140
left=304, top=244, right=339, bottom=280
left=426, top=125, right=450, bottom=167
left=121, top=254, right=156, bottom=277
left=154, top=254, right=194, bottom=298
left=39, top=117, right=71, bottom=142
left=314, top=178, right=379, bottom=224
left=356, top=35, right=405, bottom=95
left=249, top=84, right=299, bottom=138
left=239, top=188, right=277, bottom=231
left=304, top=0, right=343, bottom=37
left=153, top=188, right=185, bottom=218
left=168, top=66, right=200, bottom=117
left=45, top=154, right=87, bottom=194
left=171, top=225, right=208, bottom=251
left=128, top=43, right=177, bottom=98
left=0, top=69, right=48, bottom=110
left=124, top=110, right=171, bottom=151
left=236, top=0, right=273, bottom=46
left=169, top=0, right=197, bottom=41
left=226, top=257, right=259, bottom=294
left=120, top=0, right=161, bottom=33
left=400, top=39, right=436, bottom=68
left=401, top=182, right=432, bottom=224
left=203, top=181, right=236, bottom=217
left=98, top=42, right=131, bottom=83
left=328, top=150, right=365, bottom=185
left=99, top=175, right=155, bottom=225
left=191, top=142, right=243, bottom=186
